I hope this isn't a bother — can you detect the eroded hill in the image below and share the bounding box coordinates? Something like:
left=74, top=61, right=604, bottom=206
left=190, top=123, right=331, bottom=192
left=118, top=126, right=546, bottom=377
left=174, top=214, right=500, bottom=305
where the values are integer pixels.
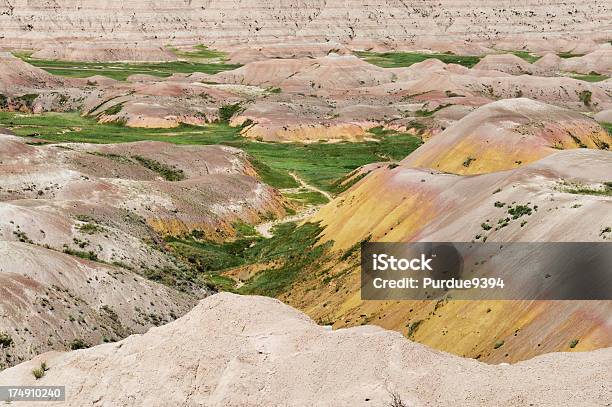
left=0, top=293, right=610, bottom=407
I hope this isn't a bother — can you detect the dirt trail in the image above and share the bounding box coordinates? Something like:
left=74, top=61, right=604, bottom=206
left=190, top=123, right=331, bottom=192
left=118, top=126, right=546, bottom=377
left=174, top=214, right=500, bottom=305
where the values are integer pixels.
left=256, top=172, right=331, bottom=238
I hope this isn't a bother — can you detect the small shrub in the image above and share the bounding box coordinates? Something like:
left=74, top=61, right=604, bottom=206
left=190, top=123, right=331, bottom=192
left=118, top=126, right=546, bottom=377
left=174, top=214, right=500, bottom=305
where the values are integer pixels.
left=0, top=332, right=13, bottom=348
left=579, top=90, right=592, bottom=107
left=388, top=390, right=408, bottom=407
left=508, top=205, right=532, bottom=219
left=218, top=103, right=243, bottom=123
left=569, top=339, right=579, bottom=348
left=69, top=338, right=90, bottom=350
left=494, top=340, right=505, bottom=349
left=407, top=320, right=423, bottom=338
left=32, top=367, right=45, bottom=379
left=32, top=362, right=48, bottom=379
left=266, top=87, right=282, bottom=94
left=462, top=157, right=476, bottom=167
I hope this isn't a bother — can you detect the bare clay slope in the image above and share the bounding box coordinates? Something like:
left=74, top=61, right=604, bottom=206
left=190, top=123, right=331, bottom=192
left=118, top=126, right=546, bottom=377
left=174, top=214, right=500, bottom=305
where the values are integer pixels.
left=0, top=242, right=194, bottom=370
left=0, top=293, right=610, bottom=407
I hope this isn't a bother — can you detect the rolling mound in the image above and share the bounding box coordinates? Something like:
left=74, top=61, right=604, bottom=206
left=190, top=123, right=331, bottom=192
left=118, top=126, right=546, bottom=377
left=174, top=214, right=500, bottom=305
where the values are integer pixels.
left=473, top=54, right=548, bottom=76
left=297, top=148, right=612, bottom=362
left=1, top=293, right=610, bottom=407
left=0, top=134, right=285, bottom=241
left=0, top=52, right=64, bottom=94
left=401, top=98, right=611, bottom=175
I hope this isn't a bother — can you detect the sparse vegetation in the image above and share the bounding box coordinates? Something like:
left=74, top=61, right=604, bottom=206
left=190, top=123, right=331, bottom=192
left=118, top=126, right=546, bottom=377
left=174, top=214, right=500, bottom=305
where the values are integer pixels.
left=132, top=155, right=185, bottom=181
left=415, top=104, right=450, bottom=117
left=493, top=340, right=505, bottom=349
left=330, top=171, right=370, bottom=194
left=559, top=181, right=612, bottom=197
left=569, top=339, right=579, bottom=348
left=557, top=52, right=584, bottom=59
left=77, top=223, right=104, bottom=235
left=103, top=103, right=124, bottom=116
left=62, top=247, right=99, bottom=261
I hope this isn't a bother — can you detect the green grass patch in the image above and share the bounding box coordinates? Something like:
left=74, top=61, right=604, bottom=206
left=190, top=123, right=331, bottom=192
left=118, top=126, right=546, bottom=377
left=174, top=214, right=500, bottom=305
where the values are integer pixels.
left=166, top=237, right=252, bottom=272
left=558, top=52, right=584, bottom=59
left=13, top=51, right=241, bottom=81
left=204, top=274, right=238, bottom=292
left=284, top=190, right=330, bottom=205
left=355, top=51, right=481, bottom=68
left=237, top=222, right=331, bottom=297
left=171, top=44, right=228, bottom=60
left=168, top=222, right=331, bottom=297
left=233, top=221, right=258, bottom=238
left=569, top=73, right=609, bottom=82
left=247, top=156, right=298, bottom=189
left=509, top=51, right=541, bottom=64
left=0, top=111, right=421, bottom=193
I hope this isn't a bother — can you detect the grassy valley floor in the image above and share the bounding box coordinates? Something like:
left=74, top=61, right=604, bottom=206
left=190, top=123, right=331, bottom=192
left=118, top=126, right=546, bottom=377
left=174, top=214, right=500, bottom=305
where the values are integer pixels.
left=0, top=112, right=422, bottom=193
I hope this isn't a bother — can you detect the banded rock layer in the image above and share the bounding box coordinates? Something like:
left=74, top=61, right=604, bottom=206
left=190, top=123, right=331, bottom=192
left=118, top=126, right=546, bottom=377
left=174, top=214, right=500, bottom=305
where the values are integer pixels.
left=0, top=0, right=610, bottom=52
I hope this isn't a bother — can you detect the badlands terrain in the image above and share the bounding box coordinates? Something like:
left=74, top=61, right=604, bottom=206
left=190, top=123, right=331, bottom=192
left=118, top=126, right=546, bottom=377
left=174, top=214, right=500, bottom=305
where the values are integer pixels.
left=0, top=0, right=611, bottom=405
